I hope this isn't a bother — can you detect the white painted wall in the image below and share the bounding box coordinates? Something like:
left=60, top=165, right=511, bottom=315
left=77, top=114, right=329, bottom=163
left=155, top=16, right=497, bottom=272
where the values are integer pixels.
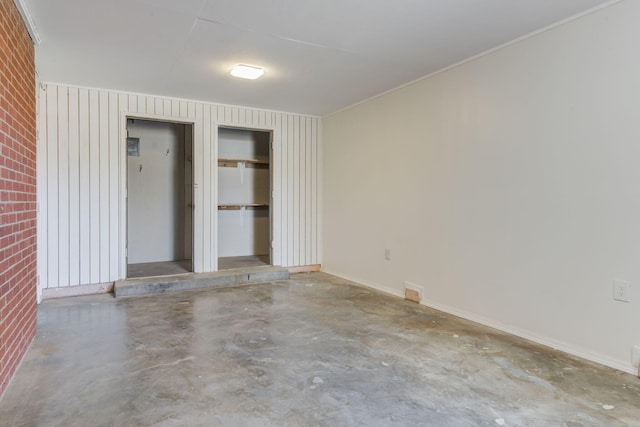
left=37, top=84, right=322, bottom=289
left=127, top=119, right=190, bottom=264
left=218, top=209, right=270, bottom=257
left=218, top=127, right=270, bottom=161
left=218, top=128, right=271, bottom=258
left=323, top=0, right=640, bottom=374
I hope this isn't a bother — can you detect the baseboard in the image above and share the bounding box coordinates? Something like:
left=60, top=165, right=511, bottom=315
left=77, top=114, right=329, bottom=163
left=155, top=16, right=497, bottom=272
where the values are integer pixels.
left=324, top=271, right=637, bottom=376
left=321, top=269, right=404, bottom=299
left=41, top=267, right=322, bottom=298
left=419, top=297, right=636, bottom=376
left=288, top=264, right=322, bottom=274
left=41, top=282, right=114, bottom=299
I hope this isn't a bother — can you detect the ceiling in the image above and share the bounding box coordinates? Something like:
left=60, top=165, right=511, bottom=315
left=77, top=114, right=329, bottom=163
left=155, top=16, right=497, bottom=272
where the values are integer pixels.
left=24, top=0, right=616, bottom=116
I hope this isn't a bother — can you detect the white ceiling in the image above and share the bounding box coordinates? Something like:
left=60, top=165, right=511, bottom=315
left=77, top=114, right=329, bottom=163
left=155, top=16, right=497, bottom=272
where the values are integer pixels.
left=25, top=0, right=616, bottom=116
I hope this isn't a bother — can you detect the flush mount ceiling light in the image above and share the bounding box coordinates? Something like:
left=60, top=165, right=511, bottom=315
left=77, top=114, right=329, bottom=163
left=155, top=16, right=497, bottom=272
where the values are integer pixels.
left=230, top=64, right=264, bottom=80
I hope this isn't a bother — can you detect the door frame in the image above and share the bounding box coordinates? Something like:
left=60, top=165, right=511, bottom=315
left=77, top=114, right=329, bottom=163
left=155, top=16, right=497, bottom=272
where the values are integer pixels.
left=120, top=113, right=196, bottom=279
left=215, top=124, right=274, bottom=269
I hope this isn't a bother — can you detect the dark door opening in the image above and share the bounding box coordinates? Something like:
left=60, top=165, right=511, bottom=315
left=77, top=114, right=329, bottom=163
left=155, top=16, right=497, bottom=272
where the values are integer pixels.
left=126, top=119, right=194, bottom=278
left=217, top=126, right=272, bottom=270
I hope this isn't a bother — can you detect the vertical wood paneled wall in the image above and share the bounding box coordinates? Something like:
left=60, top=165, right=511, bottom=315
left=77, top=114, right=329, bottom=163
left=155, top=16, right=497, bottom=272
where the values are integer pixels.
left=37, top=83, right=322, bottom=289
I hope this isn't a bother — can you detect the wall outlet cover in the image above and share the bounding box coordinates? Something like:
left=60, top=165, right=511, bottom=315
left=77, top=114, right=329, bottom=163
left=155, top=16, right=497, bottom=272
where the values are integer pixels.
left=613, top=279, right=631, bottom=302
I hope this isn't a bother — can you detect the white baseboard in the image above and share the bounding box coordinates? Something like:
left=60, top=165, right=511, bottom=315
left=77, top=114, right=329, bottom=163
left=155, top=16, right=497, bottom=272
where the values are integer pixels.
left=41, top=282, right=114, bottom=300
left=419, top=296, right=635, bottom=376
left=322, top=269, right=404, bottom=299
left=323, top=270, right=636, bottom=376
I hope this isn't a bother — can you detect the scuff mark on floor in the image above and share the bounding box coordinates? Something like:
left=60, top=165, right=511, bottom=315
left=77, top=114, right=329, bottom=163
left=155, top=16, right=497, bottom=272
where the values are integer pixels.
left=492, top=357, right=556, bottom=391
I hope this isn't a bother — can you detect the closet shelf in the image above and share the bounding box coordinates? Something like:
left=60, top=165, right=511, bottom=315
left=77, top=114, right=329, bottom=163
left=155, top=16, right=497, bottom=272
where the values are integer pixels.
left=218, top=203, right=269, bottom=211
left=218, top=158, right=269, bottom=169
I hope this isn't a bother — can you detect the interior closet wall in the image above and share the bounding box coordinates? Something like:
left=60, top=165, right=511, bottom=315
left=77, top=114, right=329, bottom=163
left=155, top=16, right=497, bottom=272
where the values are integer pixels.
left=37, top=83, right=322, bottom=291
left=126, top=120, right=191, bottom=264
left=218, top=128, right=270, bottom=258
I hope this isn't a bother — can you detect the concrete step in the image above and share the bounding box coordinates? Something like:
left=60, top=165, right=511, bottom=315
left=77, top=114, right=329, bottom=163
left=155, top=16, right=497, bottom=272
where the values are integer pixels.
left=114, top=266, right=290, bottom=298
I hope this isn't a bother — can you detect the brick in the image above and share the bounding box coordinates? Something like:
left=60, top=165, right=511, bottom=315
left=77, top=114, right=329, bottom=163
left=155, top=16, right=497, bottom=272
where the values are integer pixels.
left=0, top=0, right=36, bottom=398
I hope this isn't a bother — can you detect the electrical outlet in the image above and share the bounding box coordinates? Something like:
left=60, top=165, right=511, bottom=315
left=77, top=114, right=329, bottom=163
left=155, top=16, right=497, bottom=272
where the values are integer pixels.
left=632, top=345, right=640, bottom=367
left=613, top=280, right=631, bottom=302
left=384, top=249, right=391, bottom=261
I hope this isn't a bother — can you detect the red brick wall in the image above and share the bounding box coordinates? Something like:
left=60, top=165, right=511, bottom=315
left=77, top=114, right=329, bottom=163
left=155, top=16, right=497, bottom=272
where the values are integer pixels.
left=0, top=0, right=37, bottom=397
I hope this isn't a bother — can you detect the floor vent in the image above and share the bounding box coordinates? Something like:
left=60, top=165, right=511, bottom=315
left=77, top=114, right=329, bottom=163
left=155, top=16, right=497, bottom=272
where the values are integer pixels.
left=404, top=281, right=423, bottom=304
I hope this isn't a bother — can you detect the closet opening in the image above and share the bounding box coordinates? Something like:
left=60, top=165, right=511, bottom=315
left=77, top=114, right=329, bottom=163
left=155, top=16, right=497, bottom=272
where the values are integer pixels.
left=126, top=118, right=194, bottom=278
left=217, top=126, right=272, bottom=270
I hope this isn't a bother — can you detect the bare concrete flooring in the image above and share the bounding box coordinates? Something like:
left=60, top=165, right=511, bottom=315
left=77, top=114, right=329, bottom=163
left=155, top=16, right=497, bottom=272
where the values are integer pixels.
left=127, top=260, right=193, bottom=278
left=219, top=255, right=270, bottom=270
left=1, top=273, right=639, bottom=426
left=126, top=256, right=270, bottom=280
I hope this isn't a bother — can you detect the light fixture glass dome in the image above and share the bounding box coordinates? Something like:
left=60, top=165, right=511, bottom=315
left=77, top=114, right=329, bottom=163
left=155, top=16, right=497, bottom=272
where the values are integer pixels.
left=230, top=64, right=264, bottom=80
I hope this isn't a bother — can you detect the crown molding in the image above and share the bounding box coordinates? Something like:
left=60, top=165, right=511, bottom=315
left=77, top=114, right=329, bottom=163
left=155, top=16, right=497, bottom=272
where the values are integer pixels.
left=13, top=0, right=41, bottom=45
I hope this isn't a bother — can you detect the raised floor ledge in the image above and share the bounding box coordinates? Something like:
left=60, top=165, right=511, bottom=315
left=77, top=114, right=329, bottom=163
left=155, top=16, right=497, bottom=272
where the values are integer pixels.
left=114, top=266, right=290, bottom=298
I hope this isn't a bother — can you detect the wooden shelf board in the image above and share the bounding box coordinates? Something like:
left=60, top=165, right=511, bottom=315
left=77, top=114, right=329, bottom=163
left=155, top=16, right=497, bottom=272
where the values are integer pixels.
left=218, top=158, right=269, bottom=169
left=218, top=203, right=269, bottom=211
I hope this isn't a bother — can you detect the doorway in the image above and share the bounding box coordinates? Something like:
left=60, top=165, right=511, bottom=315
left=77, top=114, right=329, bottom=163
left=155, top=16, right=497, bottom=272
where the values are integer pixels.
left=126, top=119, right=193, bottom=278
left=217, top=127, right=272, bottom=270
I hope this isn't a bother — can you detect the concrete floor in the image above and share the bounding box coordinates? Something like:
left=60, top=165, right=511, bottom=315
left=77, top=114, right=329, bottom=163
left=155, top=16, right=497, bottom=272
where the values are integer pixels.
left=219, top=255, right=270, bottom=270
left=1, top=273, right=639, bottom=426
left=127, top=259, right=192, bottom=278
left=126, top=255, right=270, bottom=279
